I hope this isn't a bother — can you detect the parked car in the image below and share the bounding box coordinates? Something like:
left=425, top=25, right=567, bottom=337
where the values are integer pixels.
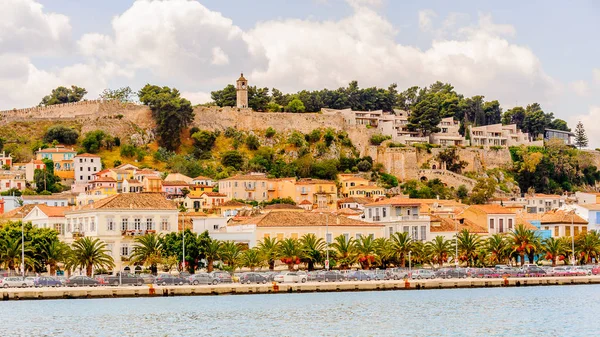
left=106, top=272, right=145, bottom=286
left=370, top=270, right=388, bottom=280
left=494, top=265, right=512, bottom=271
left=551, top=266, right=572, bottom=277
left=34, top=276, right=62, bottom=287
left=210, top=271, right=233, bottom=284
left=189, top=273, right=218, bottom=285
left=574, top=266, right=592, bottom=276
left=0, top=277, right=34, bottom=288
left=388, top=268, right=409, bottom=280
left=347, top=270, right=374, bottom=281
left=411, top=269, right=437, bottom=280
left=314, top=271, right=345, bottom=282
left=471, top=268, right=494, bottom=278
left=592, top=265, right=600, bottom=275
left=567, top=266, right=588, bottom=276
left=521, top=266, right=547, bottom=277
left=156, top=274, right=189, bottom=286
left=239, top=272, right=268, bottom=284
left=66, top=276, right=100, bottom=287
left=273, top=271, right=308, bottom=283
left=437, top=268, right=468, bottom=279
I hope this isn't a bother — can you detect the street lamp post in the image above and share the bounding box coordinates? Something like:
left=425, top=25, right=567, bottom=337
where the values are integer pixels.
left=21, top=220, right=25, bottom=278
left=571, top=211, right=575, bottom=267
left=455, top=220, right=458, bottom=268
left=326, top=213, right=329, bottom=271
left=408, top=251, right=412, bottom=276
left=182, top=213, right=186, bottom=273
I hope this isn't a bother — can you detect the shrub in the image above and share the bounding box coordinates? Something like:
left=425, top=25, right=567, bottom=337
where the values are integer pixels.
left=43, top=125, right=79, bottom=145
left=308, top=129, right=322, bottom=143
left=324, top=129, right=335, bottom=146
left=379, top=173, right=398, bottom=189
left=220, top=151, right=245, bottom=170
left=120, top=144, right=138, bottom=158
left=245, top=134, right=260, bottom=150
left=113, top=160, right=122, bottom=168
left=265, top=127, right=276, bottom=138
left=287, top=131, right=306, bottom=147
left=316, top=142, right=328, bottom=156
left=369, top=134, right=391, bottom=146
left=490, top=145, right=503, bottom=151
left=388, top=142, right=405, bottom=148
left=357, top=160, right=372, bottom=172
left=114, top=137, right=121, bottom=147
left=285, top=98, right=306, bottom=113
left=81, top=130, right=106, bottom=153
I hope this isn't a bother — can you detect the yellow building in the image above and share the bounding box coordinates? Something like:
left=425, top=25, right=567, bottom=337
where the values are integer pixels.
left=218, top=173, right=296, bottom=202
left=188, top=184, right=213, bottom=197
left=36, top=146, right=77, bottom=178
left=338, top=174, right=385, bottom=198
left=230, top=211, right=385, bottom=243
left=294, top=178, right=337, bottom=210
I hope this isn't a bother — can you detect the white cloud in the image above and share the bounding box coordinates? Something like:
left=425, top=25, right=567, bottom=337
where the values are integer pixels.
left=569, top=80, right=590, bottom=97
left=79, top=0, right=266, bottom=85
left=570, top=106, right=600, bottom=148
left=419, top=9, right=437, bottom=32
left=0, top=0, right=72, bottom=55
left=593, top=68, right=600, bottom=83
left=181, top=91, right=212, bottom=105
left=248, top=10, right=559, bottom=108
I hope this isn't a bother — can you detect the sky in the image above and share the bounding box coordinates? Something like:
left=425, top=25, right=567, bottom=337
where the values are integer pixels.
left=2, top=0, right=600, bottom=145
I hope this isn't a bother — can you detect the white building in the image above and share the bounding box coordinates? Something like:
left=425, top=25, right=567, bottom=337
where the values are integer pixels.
left=72, top=153, right=101, bottom=193
left=63, top=193, right=179, bottom=271
left=362, top=197, right=431, bottom=241
left=22, top=194, right=72, bottom=207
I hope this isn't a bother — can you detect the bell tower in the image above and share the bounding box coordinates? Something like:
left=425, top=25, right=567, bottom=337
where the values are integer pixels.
left=236, top=73, right=248, bottom=108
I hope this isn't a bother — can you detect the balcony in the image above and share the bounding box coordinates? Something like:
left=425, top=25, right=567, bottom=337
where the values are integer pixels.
left=372, top=216, right=381, bottom=221
left=244, top=184, right=255, bottom=191
left=72, top=232, right=85, bottom=239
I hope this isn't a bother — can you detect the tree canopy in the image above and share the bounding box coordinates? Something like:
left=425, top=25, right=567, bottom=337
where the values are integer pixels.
left=40, top=86, right=87, bottom=106
left=138, top=84, right=195, bottom=151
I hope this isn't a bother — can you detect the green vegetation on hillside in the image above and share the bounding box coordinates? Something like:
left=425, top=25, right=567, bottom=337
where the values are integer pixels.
left=39, top=85, right=87, bottom=106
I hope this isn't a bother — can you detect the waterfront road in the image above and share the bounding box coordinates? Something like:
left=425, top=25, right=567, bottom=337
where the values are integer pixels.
left=3, top=275, right=600, bottom=301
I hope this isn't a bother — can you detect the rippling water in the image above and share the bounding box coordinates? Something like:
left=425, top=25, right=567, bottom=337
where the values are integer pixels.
left=2, top=285, right=599, bottom=336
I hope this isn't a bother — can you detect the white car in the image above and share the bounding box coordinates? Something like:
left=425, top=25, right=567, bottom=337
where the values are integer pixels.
left=273, top=271, right=308, bottom=283
left=0, top=277, right=35, bottom=288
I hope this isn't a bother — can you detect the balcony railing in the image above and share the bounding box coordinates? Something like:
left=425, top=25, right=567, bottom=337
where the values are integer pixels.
left=72, top=232, right=85, bottom=239
left=244, top=185, right=255, bottom=191
left=372, top=216, right=381, bottom=221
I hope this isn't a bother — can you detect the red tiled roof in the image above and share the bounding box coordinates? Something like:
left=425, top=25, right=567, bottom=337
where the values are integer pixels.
left=74, top=153, right=101, bottom=158
left=162, top=181, right=189, bottom=186
left=34, top=205, right=69, bottom=218
left=365, top=197, right=421, bottom=207
left=201, top=192, right=227, bottom=197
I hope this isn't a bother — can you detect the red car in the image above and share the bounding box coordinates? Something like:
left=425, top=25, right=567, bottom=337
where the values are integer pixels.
left=593, top=266, right=600, bottom=275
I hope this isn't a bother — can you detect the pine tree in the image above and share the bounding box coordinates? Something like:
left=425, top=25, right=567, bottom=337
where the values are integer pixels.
left=574, top=121, right=588, bottom=149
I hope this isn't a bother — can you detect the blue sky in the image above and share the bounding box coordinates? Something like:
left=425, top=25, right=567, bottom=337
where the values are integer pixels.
left=3, top=0, right=600, bottom=144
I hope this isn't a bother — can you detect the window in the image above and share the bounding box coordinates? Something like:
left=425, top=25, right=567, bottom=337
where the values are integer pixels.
left=121, top=218, right=128, bottom=231
left=107, top=218, right=115, bottom=231
left=489, top=219, right=494, bottom=229
left=146, top=218, right=154, bottom=230
left=508, top=218, right=513, bottom=230
left=554, top=226, right=559, bottom=237
left=565, top=226, right=571, bottom=237
left=412, top=226, right=418, bottom=240
left=120, top=244, right=129, bottom=256
left=80, top=167, right=83, bottom=171
left=54, top=223, right=64, bottom=235
left=90, top=219, right=96, bottom=232
left=574, top=226, right=579, bottom=237
left=389, top=226, right=394, bottom=235
left=160, top=218, right=169, bottom=231
left=369, top=233, right=374, bottom=239
left=499, top=219, right=504, bottom=233
left=356, top=233, right=362, bottom=239
left=382, top=208, right=387, bottom=218
left=106, top=243, right=113, bottom=256
left=403, top=226, right=409, bottom=233
left=583, top=226, right=588, bottom=233
left=343, top=233, right=349, bottom=241
left=134, top=218, right=141, bottom=230
left=263, top=233, right=270, bottom=239
left=213, top=224, right=219, bottom=230
left=291, top=233, right=298, bottom=239
left=276, top=233, right=284, bottom=241
left=368, top=208, right=372, bottom=218
left=326, top=233, right=332, bottom=244
left=420, top=226, right=426, bottom=241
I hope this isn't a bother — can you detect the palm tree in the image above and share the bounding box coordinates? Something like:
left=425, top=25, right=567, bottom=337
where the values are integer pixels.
left=576, top=232, right=600, bottom=265
left=38, top=239, right=71, bottom=276
left=0, top=237, right=24, bottom=271
left=509, top=224, right=535, bottom=266
left=70, top=237, right=115, bottom=277
left=486, top=234, right=510, bottom=266
left=279, top=238, right=303, bottom=271
left=427, top=236, right=452, bottom=268
left=558, top=237, right=573, bottom=265
left=258, top=237, right=280, bottom=271
left=331, top=235, right=355, bottom=269
left=241, top=248, right=263, bottom=271
left=390, top=232, right=413, bottom=267
left=204, top=238, right=221, bottom=272
left=299, top=234, right=325, bottom=271
left=542, top=237, right=565, bottom=267
left=354, top=235, right=376, bottom=269
left=219, top=241, right=242, bottom=271
left=373, top=238, right=394, bottom=269
left=456, top=229, right=481, bottom=267
left=130, top=233, right=163, bottom=275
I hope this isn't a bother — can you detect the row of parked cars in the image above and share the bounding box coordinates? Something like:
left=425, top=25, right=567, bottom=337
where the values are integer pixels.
left=2, top=264, right=598, bottom=288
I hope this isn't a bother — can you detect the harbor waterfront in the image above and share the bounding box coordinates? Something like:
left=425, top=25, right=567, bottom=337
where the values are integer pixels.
left=3, top=285, right=600, bottom=336
left=3, top=275, right=600, bottom=301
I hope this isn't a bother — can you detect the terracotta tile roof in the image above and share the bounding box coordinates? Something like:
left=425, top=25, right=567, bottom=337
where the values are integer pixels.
left=201, top=192, right=227, bottom=197
left=365, top=197, right=421, bottom=207
left=295, top=178, right=335, bottom=185
left=71, top=193, right=177, bottom=211
left=469, top=204, right=515, bottom=214
left=74, top=153, right=101, bottom=158
left=183, top=211, right=207, bottom=217
left=189, top=184, right=212, bottom=189
left=125, top=179, right=142, bottom=184
left=264, top=204, right=304, bottom=210
left=219, top=200, right=247, bottom=207
left=22, top=194, right=70, bottom=200
left=110, top=169, right=131, bottom=174
left=32, top=160, right=44, bottom=164
left=578, top=204, right=600, bottom=211
left=146, top=176, right=162, bottom=180
left=537, top=210, right=587, bottom=224
left=34, top=205, right=69, bottom=218
left=93, top=169, right=111, bottom=176
left=219, top=174, right=269, bottom=181
left=93, top=177, right=117, bottom=183
left=338, top=197, right=373, bottom=205
left=336, top=208, right=362, bottom=216
left=37, top=147, right=76, bottom=153
left=162, top=181, right=189, bottom=186
left=429, top=215, right=488, bottom=234
left=193, top=176, right=212, bottom=180
left=116, top=163, right=139, bottom=169
left=0, top=204, right=36, bottom=219
left=232, top=211, right=382, bottom=227
left=299, top=199, right=313, bottom=205
left=529, top=193, right=562, bottom=199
